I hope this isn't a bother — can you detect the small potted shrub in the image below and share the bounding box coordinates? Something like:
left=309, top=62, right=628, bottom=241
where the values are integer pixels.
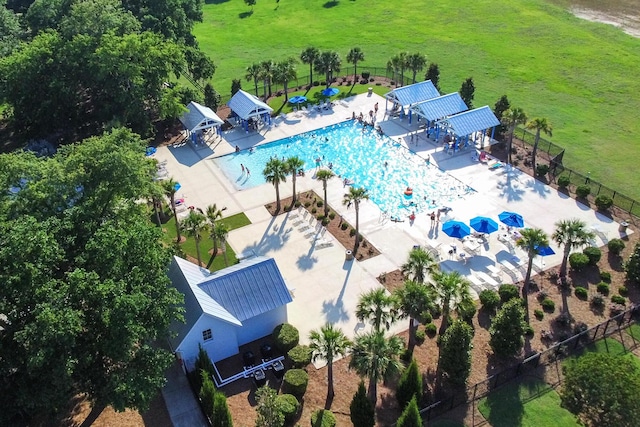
left=594, top=194, right=613, bottom=211
left=340, top=223, right=348, bottom=230
left=536, top=164, right=549, bottom=177
left=361, top=71, right=370, bottom=80
left=557, top=174, right=570, bottom=189
left=583, top=247, right=601, bottom=265
left=576, top=184, right=591, bottom=199
left=607, top=239, right=625, bottom=256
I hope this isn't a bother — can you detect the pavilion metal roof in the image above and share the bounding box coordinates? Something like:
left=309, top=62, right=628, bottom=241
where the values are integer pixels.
left=179, top=101, right=223, bottom=133
left=384, top=80, right=440, bottom=107
left=439, top=106, right=500, bottom=137
left=227, top=90, right=273, bottom=120
left=410, top=93, right=468, bottom=122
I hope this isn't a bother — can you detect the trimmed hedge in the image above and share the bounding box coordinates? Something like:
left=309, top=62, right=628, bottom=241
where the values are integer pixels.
left=479, top=289, right=500, bottom=312
left=415, top=328, right=426, bottom=345
left=498, top=284, right=520, bottom=303
left=273, top=323, right=299, bottom=353
left=597, top=282, right=610, bottom=295
left=288, top=345, right=312, bottom=368
left=276, top=394, right=300, bottom=423
left=283, top=369, right=309, bottom=398
left=600, top=271, right=612, bottom=283
left=595, top=194, right=613, bottom=211
left=425, top=323, right=437, bottom=337
left=541, top=298, right=555, bottom=313
left=534, top=309, right=544, bottom=320
left=569, top=252, right=590, bottom=271
left=576, top=184, right=591, bottom=198
left=311, top=409, right=336, bottom=427
left=575, top=286, right=588, bottom=299
left=557, top=174, right=570, bottom=188
left=583, top=246, right=601, bottom=265
left=607, top=239, right=625, bottom=256
left=611, top=295, right=626, bottom=305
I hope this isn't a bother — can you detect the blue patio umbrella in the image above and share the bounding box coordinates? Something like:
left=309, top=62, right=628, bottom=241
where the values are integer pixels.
left=321, top=87, right=340, bottom=97
left=174, top=182, right=181, bottom=191
left=442, top=220, right=471, bottom=239
left=534, top=245, right=556, bottom=256
left=289, top=95, right=307, bottom=104
left=498, top=211, right=524, bottom=228
left=470, top=216, right=499, bottom=234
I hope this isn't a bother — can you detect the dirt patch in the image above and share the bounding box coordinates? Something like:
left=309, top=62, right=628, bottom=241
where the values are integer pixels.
left=571, top=6, right=640, bottom=38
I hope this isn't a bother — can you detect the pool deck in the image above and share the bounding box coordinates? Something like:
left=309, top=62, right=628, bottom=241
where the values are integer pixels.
left=154, top=92, right=630, bottom=352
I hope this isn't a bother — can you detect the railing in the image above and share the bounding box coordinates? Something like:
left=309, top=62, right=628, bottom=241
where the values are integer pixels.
left=211, top=355, right=285, bottom=388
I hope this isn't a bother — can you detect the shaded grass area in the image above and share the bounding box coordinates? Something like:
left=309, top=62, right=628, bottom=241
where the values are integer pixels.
left=565, top=335, right=640, bottom=367
left=161, top=212, right=251, bottom=272
left=478, top=377, right=578, bottom=427
left=195, top=0, right=640, bottom=199
left=625, top=323, right=640, bottom=342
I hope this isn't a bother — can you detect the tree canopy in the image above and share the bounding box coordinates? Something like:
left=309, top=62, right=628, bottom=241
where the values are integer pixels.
left=0, top=128, right=184, bottom=423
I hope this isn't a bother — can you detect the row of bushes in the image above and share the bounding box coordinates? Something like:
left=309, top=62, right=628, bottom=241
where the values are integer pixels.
left=554, top=174, right=615, bottom=211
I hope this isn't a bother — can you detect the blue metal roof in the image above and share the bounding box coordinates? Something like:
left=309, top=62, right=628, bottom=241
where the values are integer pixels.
left=384, top=80, right=440, bottom=107
left=179, top=101, right=223, bottom=133
left=198, top=257, right=292, bottom=322
left=440, top=106, right=500, bottom=137
left=411, top=93, right=468, bottom=122
left=227, top=90, right=273, bottom=120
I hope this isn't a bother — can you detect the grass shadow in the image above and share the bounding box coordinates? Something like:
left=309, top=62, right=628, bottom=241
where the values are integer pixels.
left=205, top=0, right=229, bottom=3
left=239, top=10, right=253, bottom=19
left=322, top=0, right=339, bottom=7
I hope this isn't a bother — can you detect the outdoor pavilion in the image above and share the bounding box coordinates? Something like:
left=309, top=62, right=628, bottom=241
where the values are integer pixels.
left=436, top=106, right=500, bottom=152
left=227, top=89, right=273, bottom=132
left=383, top=80, right=440, bottom=123
left=410, top=93, right=469, bottom=140
left=179, top=101, right=224, bottom=147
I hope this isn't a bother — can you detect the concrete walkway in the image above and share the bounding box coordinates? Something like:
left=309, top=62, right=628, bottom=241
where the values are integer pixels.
left=161, top=360, right=208, bottom=427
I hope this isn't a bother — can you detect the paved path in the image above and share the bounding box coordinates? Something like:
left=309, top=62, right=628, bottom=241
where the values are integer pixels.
left=161, top=360, right=208, bottom=427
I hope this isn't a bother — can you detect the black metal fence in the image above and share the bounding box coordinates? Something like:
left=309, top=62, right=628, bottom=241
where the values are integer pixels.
left=418, top=305, right=640, bottom=424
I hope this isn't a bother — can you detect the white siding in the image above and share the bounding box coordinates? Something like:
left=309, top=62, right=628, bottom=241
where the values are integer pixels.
left=177, top=315, right=240, bottom=364
left=237, top=306, right=288, bottom=346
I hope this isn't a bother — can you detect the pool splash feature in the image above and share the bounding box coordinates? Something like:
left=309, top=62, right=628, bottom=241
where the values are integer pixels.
left=213, top=121, right=474, bottom=218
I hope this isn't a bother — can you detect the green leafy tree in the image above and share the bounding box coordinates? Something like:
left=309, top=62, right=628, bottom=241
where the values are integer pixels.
left=346, top=47, right=365, bottom=80
left=205, top=83, right=222, bottom=111
left=525, top=117, right=553, bottom=172
left=626, top=243, right=640, bottom=284
left=493, top=94, right=511, bottom=140
left=396, top=358, right=422, bottom=409
left=356, top=288, right=397, bottom=333
left=314, top=50, right=341, bottom=88
left=553, top=218, right=595, bottom=280
left=309, top=323, right=351, bottom=399
left=285, top=156, right=304, bottom=205
left=122, top=0, right=204, bottom=45
left=200, top=370, right=217, bottom=419
left=255, top=385, right=284, bottom=427
left=387, top=54, right=402, bottom=86
left=561, top=352, right=640, bottom=427
left=349, top=331, right=404, bottom=405
left=343, top=186, right=369, bottom=252
left=0, top=0, right=24, bottom=56
left=401, top=246, right=439, bottom=284
left=349, top=381, right=375, bottom=427
left=438, top=320, right=474, bottom=386
left=393, top=280, right=434, bottom=353
left=273, top=58, right=297, bottom=101
left=406, top=52, right=427, bottom=84
left=316, top=169, right=334, bottom=217
left=425, top=62, right=440, bottom=91
left=263, top=158, right=287, bottom=212
left=396, top=396, right=421, bottom=427
left=489, top=299, right=525, bottom=358
left=193, top=344, right=215, bottom=392
left=181, top=210, right=208, bottom=266
left=212, top=391, right=233, bottom=427
left=432, top=270, right=472, bottom=334
left=459, top=77, right=475, bottom=108
left=501, top=107, right=527, bottom=164
left=300, top=46, right=320, bottom=86
left=59, top=0, right=140, bottom=40
left=184, top=45, right=216, bottom=82
left=516, top=227, right=549, bottom=324
left=245, top=63, right=262, bottom=96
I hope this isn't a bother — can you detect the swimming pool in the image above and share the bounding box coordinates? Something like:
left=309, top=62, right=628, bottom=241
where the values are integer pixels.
left=213, top=121, right=474, bottom=218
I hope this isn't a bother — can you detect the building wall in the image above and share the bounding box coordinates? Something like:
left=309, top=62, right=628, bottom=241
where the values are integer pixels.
left=237, top=307, right=288, bottom=346
left=178, top=315, right=240, bottom=365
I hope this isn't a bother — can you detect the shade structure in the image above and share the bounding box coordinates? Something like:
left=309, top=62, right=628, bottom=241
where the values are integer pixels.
left=321, top=87, right=340, bottom=97
left=535, top=245, right=556, bottom=256
left=442, top=220, right=471, bottom=238
left=498, top=211, right=524, bottom=228
left=470, top=216, right=499, bottom=234
left=289, top=95, right=307, bottom=104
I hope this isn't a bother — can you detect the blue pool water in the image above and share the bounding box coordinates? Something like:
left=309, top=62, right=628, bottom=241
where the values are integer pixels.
left=214, top=121, right=474, bottom=218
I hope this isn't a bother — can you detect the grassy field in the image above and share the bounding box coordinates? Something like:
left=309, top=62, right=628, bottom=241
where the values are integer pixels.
left=194, top=0, right=640, bottom=200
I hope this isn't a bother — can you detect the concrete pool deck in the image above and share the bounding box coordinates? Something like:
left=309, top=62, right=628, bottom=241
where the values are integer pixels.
left=154, top=92, right=630, bottom=348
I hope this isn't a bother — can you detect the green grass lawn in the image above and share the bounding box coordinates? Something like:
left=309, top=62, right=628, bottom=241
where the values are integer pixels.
left=625, top=323, right=640, bottom=342
left=161, top=212, right=251, bottom=272
left=478, top=377, right=578, bottom=427
left=194, top=0, right=640, bottom=199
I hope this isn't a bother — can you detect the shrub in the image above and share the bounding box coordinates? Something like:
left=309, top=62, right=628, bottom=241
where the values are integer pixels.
left=524, top=324, right=534, bottom=337
left=597, top=282, right=610, bottom=295
left=555, top=312, right=572, bottom=327
left=311, top=409, right=336, bottom=427
left=594, top=194, right=613, bottom=211
left=619, top=286, right=628, bottom=297
left=304, top=201, right=311, bottom=207
left=340, top=222, right=348, bottom=230
left=430, top=304, right=442, bottom=319
left=361, top=71, right=370, bottom=80
left=573, top=322, right=588, bottom=335
left=273, top=323, right=299, bottom=353
left=456, top=299, right=477, bottom=323
left=350, top=382, right=374, bottom=427
left=611, top=295, right=626, bottom=305
left=316, top=200, right=323, bottom=207
left=536, top=164, right=549, bottom=176
left=600, top=271, right=612, bottom=283
left=425, top=323, right=437, bottom=337
left=569, top=252, right=590, bottom=271
left=626, top=243, right=640, bottom=284
left=283, top=369, right=309, bottom=398
left=498, top=284, right=520, bottom=304
left=276, top=394, right=299, bottom=423
left=311, top=207, right=317, bottom=214
left=583, top=246, right=601, bottom=265
left=349, top=227, right=356, bottom=237
left=420, top=311, right=433, bottom=324
left=396, top=358, right=422, bottom=408
left=288, top=345, right=312, bottom=368
left=534, top=309, right=544, bottom=320
left=591, top=294, right=605, bottom=309
left=607, top=239, right=625, bottom=257
left=439, top=321, right=474, bottom=386
left=576, top=184, right=591, bottom=199
left=415, top=328, right=426, bottom=345
left=322, top=217, right=330, bottom=226
left=541, top=298, right=555, bottom=313
left=489, top=299, right=525, bottom=358
left=574, top=286, right=588, bottom=300
left=536, top=290, right=549, bottom=302
left=479, top=289, right=500, bottom=312
left=557, top=174, right=571, bottom=188
left=329, top=212, right=336, bottom=220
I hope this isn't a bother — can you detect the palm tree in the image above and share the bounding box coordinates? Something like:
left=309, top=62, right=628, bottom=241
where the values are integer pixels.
left=501, top=107, right=527, bottom=164
left=162, top=178, right=181, bottom=243
left=553, top=219, right=595, bottom=279
left=245, top=63, right=261, bottom=97
left=401, top=246, right=439, bottom=284
left=393, top=280, right=435, bottom=353
left=525, top=117, right=553, bottom=172
left=273, top=58, right=297, bottom=102
left=356, top=288, right=397, bottom=333
left=205, top=203, right=226, bottom=255
left=316, top=169, right=334, bottom=217
left=346, top=47, right=365, bottom=81
left=263, top=158, right=287, bottom=212
left=181, top=210, right=208, bottom=266
left=259, top=60, right=275, bottom=99
left=516, top=227, right=549, bottom=324
left=397, top=52, right=409, bottom=86
left=432, top=271, right=472, bottom=334
left=343, top=186, right=369, bottom=252
left=286, top=156, right=304, bottom=205
left=387, top=55, right=402, bottom=87
left=300, top=47, right=320, bottom=87
left=406, top=53, right=427, bottom=84
left=308, top=323, right=351, bottom=400
left=150, top=182, right=164, bottom=227
left=314, top=51, right=341, bottom=88
left=213, top=222, right=231, bottom=266
left=349, top=331, right=404, bottom=405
